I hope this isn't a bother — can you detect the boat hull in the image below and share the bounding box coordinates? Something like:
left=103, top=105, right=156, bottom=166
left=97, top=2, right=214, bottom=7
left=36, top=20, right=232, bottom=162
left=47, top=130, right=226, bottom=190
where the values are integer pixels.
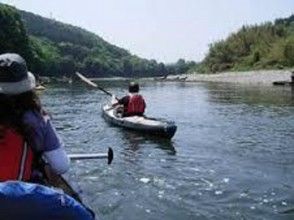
left=102, top=105, right=177, bottom=139
left=273, top=81, right=294, bottom=86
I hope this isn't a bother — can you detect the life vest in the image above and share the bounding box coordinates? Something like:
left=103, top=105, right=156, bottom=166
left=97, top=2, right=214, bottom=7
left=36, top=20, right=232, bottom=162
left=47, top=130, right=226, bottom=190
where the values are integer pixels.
left=0, top=128, right=33, bottom=181
left=127, top=94, right=145, bottom=115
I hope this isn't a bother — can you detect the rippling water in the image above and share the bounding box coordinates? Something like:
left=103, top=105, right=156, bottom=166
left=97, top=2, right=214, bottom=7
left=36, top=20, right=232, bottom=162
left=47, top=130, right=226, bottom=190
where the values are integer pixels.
left=40, top=81, right=294, bottom=220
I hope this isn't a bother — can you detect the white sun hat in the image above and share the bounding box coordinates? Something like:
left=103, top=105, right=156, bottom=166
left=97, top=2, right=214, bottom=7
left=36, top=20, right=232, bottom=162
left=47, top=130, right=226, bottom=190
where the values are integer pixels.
left=0, top=53, right=36, bottom=95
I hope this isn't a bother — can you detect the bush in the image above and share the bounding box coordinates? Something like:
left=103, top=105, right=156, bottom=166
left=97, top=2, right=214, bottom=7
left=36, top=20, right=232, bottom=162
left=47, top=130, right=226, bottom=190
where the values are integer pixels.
left=284, top=36, right=294, bottom=65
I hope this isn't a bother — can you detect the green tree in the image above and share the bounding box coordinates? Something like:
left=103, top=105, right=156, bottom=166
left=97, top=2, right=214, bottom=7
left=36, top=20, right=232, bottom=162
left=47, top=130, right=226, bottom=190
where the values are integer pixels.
left=0, top=4, right=32, bottom=64
left=58, top=56, right=76, bottom=76
left=284, top=36, right=294, bottom=66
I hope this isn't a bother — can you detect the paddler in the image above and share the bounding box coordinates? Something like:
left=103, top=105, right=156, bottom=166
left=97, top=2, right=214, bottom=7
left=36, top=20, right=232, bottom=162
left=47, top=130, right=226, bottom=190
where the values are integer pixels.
left=112, top=82, right=146, bottom=117
left=0, top=53, right=70, bottom=182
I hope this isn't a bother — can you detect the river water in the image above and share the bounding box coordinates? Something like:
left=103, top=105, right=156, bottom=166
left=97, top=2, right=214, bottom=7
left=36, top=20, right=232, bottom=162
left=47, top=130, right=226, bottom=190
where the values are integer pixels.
left=40, top=81, right=294, bottom=220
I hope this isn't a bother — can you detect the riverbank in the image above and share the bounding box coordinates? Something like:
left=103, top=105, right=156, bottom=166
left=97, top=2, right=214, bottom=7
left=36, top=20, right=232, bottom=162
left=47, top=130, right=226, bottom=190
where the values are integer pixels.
left=165, top=69, right=293, bottom=85
left=39, top=69, right=293, bottom=86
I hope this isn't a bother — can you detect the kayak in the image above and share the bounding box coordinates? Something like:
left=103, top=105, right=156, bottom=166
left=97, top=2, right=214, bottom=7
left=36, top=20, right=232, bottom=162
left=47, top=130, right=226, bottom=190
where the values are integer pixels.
left=0, top=181, right=94, bottom=220
left=0, top=149, right=113, bottom=219
left=273, top=81, right=294, bottom=86
left=102, top=104, right=177, bottom=139
left=75, top=72, right=177, bottom=138
left=0, top=158, right=96, bottom=219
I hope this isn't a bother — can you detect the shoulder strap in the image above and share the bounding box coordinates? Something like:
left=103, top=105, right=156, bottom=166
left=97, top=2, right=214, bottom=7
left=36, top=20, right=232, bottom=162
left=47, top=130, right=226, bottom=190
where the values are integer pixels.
left=17, top=142, right=29, bottom=180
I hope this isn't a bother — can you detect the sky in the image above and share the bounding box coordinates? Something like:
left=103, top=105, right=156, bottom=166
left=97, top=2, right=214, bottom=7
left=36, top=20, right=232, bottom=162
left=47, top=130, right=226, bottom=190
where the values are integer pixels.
left=1, top=0, right=294, bottom=63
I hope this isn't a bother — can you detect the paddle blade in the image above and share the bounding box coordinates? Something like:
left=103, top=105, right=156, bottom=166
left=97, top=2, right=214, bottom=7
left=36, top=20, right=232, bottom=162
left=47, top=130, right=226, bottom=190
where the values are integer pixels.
left=75, top=72, right=115, bottom=98
left=75, top=72, right=98, bottom=88
left=108, top=147, right=114, bottom=165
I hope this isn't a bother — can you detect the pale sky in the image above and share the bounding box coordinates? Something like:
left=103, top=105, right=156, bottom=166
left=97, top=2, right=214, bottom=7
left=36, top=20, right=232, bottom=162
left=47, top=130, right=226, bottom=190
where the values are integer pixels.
left=1, top=0, right=293, bottom=63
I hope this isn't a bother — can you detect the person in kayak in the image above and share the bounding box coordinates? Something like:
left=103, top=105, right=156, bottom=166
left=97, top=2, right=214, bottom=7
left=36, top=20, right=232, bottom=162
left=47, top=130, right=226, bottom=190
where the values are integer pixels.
left=113, top=82, right=146, bottom=117
left=0, top=53, right=70, bottom=182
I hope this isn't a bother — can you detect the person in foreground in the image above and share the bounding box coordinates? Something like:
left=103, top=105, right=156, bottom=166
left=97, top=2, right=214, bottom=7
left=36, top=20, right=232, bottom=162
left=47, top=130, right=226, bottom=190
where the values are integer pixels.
left=0, top=53, right=95, bottom=220
left=112, top=82, right=146, bottom=117
left=0, top=53, right=70, bottom=182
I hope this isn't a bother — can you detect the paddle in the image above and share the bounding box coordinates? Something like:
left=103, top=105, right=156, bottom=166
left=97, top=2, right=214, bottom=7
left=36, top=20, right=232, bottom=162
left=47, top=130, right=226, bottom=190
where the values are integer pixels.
left=39, top=147, right=113, bottom=218
left=68, top=147, right=114, bottom=164
left=75, top=72, right=118, bottom=100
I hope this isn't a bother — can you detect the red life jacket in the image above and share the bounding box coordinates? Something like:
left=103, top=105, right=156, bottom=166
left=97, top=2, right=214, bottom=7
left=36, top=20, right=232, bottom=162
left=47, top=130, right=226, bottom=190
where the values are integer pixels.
left=127, top=94, right=145, bottom=115
left=0, top=128, right=33, bottom=181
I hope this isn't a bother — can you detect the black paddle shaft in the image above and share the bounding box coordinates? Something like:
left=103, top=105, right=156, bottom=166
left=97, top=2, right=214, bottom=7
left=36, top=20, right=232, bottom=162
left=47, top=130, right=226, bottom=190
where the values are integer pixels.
left=98, top=86, right=113, bottom=97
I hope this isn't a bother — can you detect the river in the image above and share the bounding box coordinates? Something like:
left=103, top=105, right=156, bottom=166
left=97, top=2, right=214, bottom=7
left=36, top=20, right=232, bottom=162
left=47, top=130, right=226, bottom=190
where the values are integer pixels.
left=40, top=81, right=294, bottom=220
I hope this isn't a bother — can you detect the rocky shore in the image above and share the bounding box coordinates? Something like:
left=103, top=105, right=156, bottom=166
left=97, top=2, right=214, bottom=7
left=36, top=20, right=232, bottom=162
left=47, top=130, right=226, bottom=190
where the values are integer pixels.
left=164, top=69, right=293, bottom=85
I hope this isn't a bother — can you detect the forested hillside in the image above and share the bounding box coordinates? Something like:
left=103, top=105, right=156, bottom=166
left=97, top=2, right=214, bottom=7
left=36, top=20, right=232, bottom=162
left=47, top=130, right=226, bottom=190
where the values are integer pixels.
left=0, top=3, right=173, bottom=77
left=20, top=9, right=149, bottom=77
left=193, top=15, right=294, bottom=73
left=2, top=3, right=292, bottom=77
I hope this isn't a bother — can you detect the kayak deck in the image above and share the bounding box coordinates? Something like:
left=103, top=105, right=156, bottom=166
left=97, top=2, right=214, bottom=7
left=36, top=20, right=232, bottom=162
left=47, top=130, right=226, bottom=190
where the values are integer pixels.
left=0, top=181, right=94, bottom=220
left=102, top=104, right=177, bottom=139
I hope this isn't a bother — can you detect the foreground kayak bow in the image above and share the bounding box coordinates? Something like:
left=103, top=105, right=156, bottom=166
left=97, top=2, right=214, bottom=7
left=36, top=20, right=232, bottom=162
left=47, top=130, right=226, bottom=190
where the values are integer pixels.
left=0, top=181, right=94, bottom=220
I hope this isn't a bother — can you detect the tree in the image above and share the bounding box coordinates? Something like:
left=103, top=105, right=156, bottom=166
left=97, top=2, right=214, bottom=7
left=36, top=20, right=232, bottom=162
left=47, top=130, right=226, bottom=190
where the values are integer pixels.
left=284, top=36, right=294, bottom=66
left=58, top=56, right=76, bottom=76
left=0, top=4, right=32, bottom=64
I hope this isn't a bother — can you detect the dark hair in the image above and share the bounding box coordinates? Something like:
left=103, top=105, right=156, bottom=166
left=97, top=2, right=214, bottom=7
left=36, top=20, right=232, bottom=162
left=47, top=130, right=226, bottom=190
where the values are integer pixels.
left=128, top=82, right=139, bottom=93
left=0, top=91, right=43, bottom=139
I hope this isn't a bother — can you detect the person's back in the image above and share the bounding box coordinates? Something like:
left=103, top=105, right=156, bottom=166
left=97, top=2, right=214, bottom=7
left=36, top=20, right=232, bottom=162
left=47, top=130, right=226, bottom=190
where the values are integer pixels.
left=126, top=93, right=145, bottom=117
left=115, top=82, right=146, bottom=117
left=0, top=53, right=70, bottom=182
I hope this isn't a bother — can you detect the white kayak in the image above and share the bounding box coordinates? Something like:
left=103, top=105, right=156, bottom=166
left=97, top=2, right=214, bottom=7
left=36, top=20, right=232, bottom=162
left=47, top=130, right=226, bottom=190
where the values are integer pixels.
left=102, top=104, right=177, bottom=139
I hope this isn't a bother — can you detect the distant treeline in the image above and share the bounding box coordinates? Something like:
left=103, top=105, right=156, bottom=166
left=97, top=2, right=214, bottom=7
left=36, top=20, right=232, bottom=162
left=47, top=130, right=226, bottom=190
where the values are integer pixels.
left=0, top=3, right=194, bottom=78
left=191, top=15, right=294, bottom=73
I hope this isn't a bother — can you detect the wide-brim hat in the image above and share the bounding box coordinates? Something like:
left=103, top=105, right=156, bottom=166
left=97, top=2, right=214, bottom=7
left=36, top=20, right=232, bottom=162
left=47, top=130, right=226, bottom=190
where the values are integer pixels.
left=0, top=53, right=36, bottom=95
